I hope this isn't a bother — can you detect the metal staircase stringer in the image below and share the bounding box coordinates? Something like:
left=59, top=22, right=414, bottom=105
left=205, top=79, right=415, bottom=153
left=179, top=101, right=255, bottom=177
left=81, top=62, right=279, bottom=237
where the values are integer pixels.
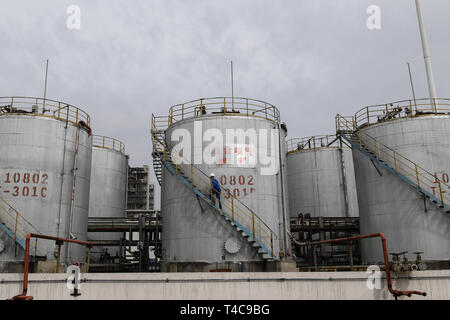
left=340, top=133, right=450, bottom=213
left=0, top=220, right=27, bottom=250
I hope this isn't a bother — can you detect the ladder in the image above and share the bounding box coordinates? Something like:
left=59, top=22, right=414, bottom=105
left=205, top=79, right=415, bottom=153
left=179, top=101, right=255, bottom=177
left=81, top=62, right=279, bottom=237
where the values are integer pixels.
left=151, top=115, right=278, bottom=260
left=336, top=114, right=450, bottom=213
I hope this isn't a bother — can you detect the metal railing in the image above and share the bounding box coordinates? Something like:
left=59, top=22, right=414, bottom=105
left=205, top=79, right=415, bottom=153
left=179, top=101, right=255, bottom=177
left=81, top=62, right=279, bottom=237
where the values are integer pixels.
left=286, top=135, right=340, bottom=154
left=152, top=97, right=281, bottom=128
left=0, top=96, right=90, bottom=128
left=336, top=114, right=450, bottom=210
left=151, top=115, right=278, bottom=257
left=93, top=135, right=126, bottom=154
left=353, top=98, right=450, bottom=129
left=0, top=195, right=42, bottom=256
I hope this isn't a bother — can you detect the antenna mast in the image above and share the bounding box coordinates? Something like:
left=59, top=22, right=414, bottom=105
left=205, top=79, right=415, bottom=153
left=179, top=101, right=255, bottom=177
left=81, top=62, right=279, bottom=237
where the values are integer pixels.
left=43, top=59, right=49, bottom=109
left=407, top=62, right=417, bottom=109
left=231, top=61, right=235, bottom=112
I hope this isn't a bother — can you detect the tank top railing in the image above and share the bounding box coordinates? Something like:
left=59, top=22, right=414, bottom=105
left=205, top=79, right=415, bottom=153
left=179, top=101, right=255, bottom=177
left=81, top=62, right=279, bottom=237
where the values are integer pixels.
left=353, top=98, right=450, bottom=129
left=286, top=135, right=340, bottom=154
left=336, top=114, right=450, bottom=211
left=93, top=135, right=126, bottom=154
left=0, top=195, right=42, bottom=256
left=0, top=96, right=90, bottom=128
left=156, top=97, right=281, bottom=127
left=151, top=114, right=278, bottom=257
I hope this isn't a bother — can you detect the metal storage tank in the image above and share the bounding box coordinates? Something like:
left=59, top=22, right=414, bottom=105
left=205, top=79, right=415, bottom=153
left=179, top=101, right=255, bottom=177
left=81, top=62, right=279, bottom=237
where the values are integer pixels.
left=348, top=99, right=450, bottom=264
left=152, top=97, right=291, bottom=271
left=88, top=135, right=128, bottom=262
left=286, top=135, right=359, bottom=218
left=0, top=97, right=93, bottom=265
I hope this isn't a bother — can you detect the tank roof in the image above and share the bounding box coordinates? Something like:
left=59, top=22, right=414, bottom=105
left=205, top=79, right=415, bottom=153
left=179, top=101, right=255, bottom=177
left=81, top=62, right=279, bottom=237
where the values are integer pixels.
left=351, top=98, right=450, bottom=130
left=93, top=135, right=126, bottom=154
left=286, top=134, right=340, bottom=154
left=153, top=97, right=281, bottom=131
left=0, top=96, right=91, bottom=129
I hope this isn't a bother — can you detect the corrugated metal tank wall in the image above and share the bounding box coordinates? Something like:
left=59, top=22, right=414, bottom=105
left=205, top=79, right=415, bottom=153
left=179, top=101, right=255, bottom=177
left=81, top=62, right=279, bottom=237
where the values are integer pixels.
left=352, top=103, right=450, bottom=263
left=286, top=135, right=359, bottom=218
left=88, top=136, right=128, bottom=262
left=0, top=97, right=92, bottom=264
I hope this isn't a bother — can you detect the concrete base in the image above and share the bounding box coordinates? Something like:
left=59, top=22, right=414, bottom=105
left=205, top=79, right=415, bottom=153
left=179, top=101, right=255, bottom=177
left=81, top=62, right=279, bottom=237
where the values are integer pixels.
left=1, top=270, right=449, bottom=300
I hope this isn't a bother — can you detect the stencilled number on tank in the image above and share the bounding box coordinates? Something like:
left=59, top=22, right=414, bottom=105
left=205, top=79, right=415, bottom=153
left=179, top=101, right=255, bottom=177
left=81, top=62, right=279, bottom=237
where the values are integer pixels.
left=1, top=171, right=49, bottom=198
left=432, top=172, right=450, bottom=195
left=221, top=174, right=256, bottom=199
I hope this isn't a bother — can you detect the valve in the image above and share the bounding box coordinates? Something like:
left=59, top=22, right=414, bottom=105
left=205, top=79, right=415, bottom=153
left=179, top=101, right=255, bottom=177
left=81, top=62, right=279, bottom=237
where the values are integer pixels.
left=389, top=252, right=402, bottom=272
left=399, top=251, right=412, bottom=272
left=413, top=251, right=426, bottom=271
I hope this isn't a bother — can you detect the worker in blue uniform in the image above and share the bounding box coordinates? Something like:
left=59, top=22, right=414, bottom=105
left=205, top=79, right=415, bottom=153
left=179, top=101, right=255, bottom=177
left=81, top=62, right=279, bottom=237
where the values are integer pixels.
left=209, top=173, right=222, bottom=209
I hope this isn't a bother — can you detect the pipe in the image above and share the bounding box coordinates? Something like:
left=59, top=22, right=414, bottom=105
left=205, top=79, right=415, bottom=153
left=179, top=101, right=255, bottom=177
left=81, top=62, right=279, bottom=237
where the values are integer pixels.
left=10, top=233, right=93, bottom=300
left=415, top=0, right=438, bottom=110
left=338, top=136, right=350, bottom=218
left=277, top=122, right=289, bottom=259
left=294, top=233, right=426, bottom=299
left=66, top=123, right=82, bottom=263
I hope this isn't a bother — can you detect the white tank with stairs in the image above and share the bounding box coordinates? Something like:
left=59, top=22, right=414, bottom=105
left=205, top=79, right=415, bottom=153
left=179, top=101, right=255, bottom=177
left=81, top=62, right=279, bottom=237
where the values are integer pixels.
left=152, top=97, right=291, bottom=271
left=0, top=97, right=93, bottom=266
left=338, top=99, right=450, bottom=265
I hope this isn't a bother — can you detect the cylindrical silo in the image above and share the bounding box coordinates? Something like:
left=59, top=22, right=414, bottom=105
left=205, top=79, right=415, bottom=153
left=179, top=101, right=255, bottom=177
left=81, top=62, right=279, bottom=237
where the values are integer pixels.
left=351, top=99, right=450, bottom=264
left=88, top=135, right=128, bottom=262
left=0, top=97, right=92, bottom=266
left=286, top=135, right=359, bottom=218
left=154, top=97, right=291, bottom=271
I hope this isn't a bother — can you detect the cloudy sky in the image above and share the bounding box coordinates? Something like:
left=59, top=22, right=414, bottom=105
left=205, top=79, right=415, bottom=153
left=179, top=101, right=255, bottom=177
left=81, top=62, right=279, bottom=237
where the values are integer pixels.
left=1, top=0, right=449, bottom=209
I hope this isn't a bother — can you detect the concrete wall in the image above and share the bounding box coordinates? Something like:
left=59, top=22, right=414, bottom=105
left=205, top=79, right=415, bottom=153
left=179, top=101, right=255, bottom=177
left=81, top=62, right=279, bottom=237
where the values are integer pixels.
left=1, top=270, right=449, bottom=300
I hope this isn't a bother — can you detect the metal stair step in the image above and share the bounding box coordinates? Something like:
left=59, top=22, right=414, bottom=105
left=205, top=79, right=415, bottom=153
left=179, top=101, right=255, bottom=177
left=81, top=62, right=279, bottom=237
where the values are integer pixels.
left=252, top=242, right=261, bottom=248
left=257, top=248, right=266, bottom=254
left=341, top=131, right=450, bottom=215
left=241, top=231, right=249, bottom=238
left=262, top=254, right=272, bottom=260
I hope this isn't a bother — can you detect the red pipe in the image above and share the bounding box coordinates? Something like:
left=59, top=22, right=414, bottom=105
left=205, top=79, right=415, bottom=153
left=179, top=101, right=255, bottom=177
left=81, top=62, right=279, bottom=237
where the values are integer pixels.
left=300, top=232, right=426, bottom=299
left=10, top=233, right=93, bottom=300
